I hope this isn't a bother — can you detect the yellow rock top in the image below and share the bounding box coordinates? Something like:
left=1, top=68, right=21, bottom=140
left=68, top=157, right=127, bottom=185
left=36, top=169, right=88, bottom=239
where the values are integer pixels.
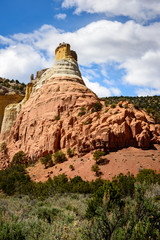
left=55, top=43, right=77, bottom=62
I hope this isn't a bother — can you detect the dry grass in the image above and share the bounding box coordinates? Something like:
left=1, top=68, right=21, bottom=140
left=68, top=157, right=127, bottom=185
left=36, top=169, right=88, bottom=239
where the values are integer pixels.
left=0, top=193, right=91, bottom=240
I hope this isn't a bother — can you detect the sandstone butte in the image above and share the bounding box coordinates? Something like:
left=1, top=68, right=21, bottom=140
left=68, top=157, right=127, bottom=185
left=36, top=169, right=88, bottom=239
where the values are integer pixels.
left=0, top=43, right=160, bottom=180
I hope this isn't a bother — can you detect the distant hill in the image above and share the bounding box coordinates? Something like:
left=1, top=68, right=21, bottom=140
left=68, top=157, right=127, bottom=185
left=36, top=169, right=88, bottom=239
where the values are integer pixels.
left=102, top=96, right=160, bottom=123
left=0, top=77, right=26, bottom=95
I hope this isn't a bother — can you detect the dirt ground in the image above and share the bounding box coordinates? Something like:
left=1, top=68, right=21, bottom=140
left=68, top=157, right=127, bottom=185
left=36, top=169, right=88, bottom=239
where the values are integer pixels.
left=27, top=144, right=160, bottom=182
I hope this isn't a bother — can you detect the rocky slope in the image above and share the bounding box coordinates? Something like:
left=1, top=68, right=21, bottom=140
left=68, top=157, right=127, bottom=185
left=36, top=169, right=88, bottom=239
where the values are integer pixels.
left=0, top=43, right=160, bottom=177
left=6, top=89, right=160, bottom=160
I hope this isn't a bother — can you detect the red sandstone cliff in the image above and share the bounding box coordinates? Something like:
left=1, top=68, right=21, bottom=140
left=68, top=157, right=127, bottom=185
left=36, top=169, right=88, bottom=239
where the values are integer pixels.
left=5, top=76, right=160, bottom=161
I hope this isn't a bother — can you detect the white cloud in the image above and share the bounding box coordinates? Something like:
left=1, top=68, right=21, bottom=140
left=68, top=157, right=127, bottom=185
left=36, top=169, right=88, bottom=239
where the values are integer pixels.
left=0, top=35, right=14, bottom=45
left=110, top=87, right=121, bottom=96
left=0, top=20, right=160, bottom=95
left=55, top=13, right=67, bottom=20
left=62, top=0, right=160, bottom=22
left=80, top=67, right=100, bottom=80
left=83, top=76, right=111, bottom=97
left=0, top=44, right=48, bottom=82
left=83, top=76, right=121, bottom=97
left=121, top=50, right=160, bottom=89
left=136, top=88, right=160, bottom=96
left=103, top=79, right=115, bottom=85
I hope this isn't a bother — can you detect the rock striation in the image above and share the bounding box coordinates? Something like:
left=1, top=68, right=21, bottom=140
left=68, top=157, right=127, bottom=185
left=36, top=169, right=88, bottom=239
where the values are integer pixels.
left=1, top=43, right=160, bottom=161
left=1, top=83, right=33, bottom=134
left=0, top=69, right=49, bottom=135
left=0, top=86, right=24, bottom=131
left=33, top=43, right=84, bottom=91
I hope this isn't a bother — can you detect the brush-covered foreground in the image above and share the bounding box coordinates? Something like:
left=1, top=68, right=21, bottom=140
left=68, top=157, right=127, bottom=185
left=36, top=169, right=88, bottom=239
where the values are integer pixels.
left=0, top=165, right=160, bottom=240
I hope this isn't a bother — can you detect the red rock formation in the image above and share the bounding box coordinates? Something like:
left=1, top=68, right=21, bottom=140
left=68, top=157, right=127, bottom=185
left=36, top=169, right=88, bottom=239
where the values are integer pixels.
left=5, top=79, right=160, bottom=160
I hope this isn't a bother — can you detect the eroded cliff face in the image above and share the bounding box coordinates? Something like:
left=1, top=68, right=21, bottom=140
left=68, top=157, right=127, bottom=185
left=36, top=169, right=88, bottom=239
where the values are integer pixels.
left=0, top=93, right=24, bottom=131
left=6, top=86, right=160, bottom=160
left=0, top=69, right=48, bottom=135
left=1, top=83, right=33, bottom=134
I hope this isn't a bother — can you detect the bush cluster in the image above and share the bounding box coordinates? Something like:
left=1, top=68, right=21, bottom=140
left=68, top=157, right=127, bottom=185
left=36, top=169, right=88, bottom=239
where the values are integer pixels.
left=78, top=107, right=86, bottom=116
left=53, top=150, right=67, bottom=164
left=0, top=77, right=26, bottom=94
left=91, top=164, right=100, bottom=176
left=93, top=150, right=106, bottom=163
left=84, top=183, right=160, bottom=239
left=0, top=142, right=7, bottom=152
left=10, top=151, right=28, bottom=167
left=40, top=154, right=53, bottom=168
left=67, top=148, right=75, bottom=158
left=0, top=164, right=160, bottom=239
left=91, top=102, right=102, bottom=113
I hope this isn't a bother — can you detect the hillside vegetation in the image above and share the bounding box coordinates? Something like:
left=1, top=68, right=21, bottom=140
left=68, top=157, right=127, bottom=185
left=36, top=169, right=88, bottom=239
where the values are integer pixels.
left=0, top=160, right=160, bottom=239
left=0, top=77, right=26, bottom=95
left=102, top=95, right=160, bottom=123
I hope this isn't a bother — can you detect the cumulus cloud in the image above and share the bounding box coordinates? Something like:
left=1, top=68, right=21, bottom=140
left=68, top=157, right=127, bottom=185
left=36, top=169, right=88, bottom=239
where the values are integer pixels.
left=83, top=76, right=111, bottom=97
left=80, top=67, right=100, bottom=80
left=62, top=0, right=160, bottom=22
left=103, top=79, right=115, bottom=85
left=136, top=88, right=160, bottom=96
left=0, top=35, right=14, bottom=45
left=109, top=87, right=121, bottom=96
left=0, top=20, right=160, bottom=95
left=55, top=13, right=67, bottom=20
left=83, top=77, right=121, bottom=97
left=0, top=44, right=48, bottom=82
left=121, top=50, right=160, bottom=89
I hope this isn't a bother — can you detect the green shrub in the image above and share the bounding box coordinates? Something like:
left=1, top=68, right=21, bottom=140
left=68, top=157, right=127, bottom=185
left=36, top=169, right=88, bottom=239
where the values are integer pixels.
left=53, top=150, right=67, bottom=164
left=78, top=107, right=86, bottom=116
left=84, top=184, right=160, bottom=239
left=40, top=154, right=53, bottom=168
left=69, top=165, right=75, bottom=171
left=114, top=110, right=119, bottom=114
left=91, top=164, right=100, bottom=176
left=111, top=103, right=116, bottom=108
left=70, top=176, right=83, bottom=184
left=10, top=151, right=28, bottom=167
left=91, top=102, right=102, bottom=113
left=67, top=148, right=75, bottom=157
left=0, top=218, right=25, bottom=240
left=83, top=119, right=92, bottom=125
left=0, top=166, right=31, bottom=195
left=0, top=142, right=7, bottom=152
left=93, top=150, right=106, bottom=163
left=55, top=115, right=60, bottom=120
left=104, top=101, right=108, bottom=107
left=136, top=169, right=158, bottom=184
left=112, top=172, right=135, bottom=197
left=134, top=103, right=140, bottom=109
left=124, top=104, right=128, bottom=109
left=86, top=181, right=123, bottom=219
left=36, top=206, right=60, bottom=223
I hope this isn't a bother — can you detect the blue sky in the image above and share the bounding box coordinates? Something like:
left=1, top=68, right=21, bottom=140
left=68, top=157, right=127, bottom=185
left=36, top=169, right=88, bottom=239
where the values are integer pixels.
left=0, top=0, right=160, bottom=97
